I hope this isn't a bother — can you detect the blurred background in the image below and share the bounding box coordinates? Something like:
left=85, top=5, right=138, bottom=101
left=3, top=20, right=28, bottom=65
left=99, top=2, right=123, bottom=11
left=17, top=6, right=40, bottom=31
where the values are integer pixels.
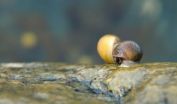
left=0, top=0, right=177, bottom=64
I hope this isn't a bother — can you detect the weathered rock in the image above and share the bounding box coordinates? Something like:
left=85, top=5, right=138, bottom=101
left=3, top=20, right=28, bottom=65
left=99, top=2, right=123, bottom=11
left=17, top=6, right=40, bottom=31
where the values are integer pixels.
left=0, top=62, right=177, bottom=104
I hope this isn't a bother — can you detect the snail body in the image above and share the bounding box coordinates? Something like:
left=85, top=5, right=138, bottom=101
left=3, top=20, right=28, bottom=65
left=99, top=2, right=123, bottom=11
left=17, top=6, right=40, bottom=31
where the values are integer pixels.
left=97, top=34, right=143, bottom=65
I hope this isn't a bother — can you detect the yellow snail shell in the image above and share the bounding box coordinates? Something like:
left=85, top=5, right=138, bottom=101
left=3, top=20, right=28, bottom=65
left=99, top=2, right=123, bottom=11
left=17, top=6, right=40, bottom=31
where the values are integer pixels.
left=97, top=35, right=143, bottom=64
left=97, top=34, right=121, bottom=63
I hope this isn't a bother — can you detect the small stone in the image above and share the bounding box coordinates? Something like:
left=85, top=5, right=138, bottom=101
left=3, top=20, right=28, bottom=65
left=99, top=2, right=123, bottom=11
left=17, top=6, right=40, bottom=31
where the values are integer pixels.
left=33, top=92, right=49, bottom=100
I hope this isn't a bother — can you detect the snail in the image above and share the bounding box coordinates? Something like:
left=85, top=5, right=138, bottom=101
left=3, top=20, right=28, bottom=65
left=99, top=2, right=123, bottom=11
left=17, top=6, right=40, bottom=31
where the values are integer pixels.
left=97, top=34, right=143, bottom=66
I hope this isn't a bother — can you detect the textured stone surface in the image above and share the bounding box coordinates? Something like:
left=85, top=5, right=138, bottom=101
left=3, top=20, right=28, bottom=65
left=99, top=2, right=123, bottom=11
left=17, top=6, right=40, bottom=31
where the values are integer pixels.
left=0, top=62, right=177, bottom=104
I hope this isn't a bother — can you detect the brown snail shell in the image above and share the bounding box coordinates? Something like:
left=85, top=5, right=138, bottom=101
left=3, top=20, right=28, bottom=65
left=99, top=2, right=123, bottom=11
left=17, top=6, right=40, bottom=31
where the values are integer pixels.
left=97, top=35, right=143, bottom=64
left=113, top=41, right=143, bottom=64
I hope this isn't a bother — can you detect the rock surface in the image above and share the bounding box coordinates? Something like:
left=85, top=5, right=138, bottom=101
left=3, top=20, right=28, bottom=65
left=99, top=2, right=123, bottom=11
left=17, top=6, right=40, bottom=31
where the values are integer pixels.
left=0, top=62, right=177, bottom=104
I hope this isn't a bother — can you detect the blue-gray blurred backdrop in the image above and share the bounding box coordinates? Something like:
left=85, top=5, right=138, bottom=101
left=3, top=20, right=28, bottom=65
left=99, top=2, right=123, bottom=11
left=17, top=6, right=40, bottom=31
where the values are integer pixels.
left=0, top=0, right=177, bottom=64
